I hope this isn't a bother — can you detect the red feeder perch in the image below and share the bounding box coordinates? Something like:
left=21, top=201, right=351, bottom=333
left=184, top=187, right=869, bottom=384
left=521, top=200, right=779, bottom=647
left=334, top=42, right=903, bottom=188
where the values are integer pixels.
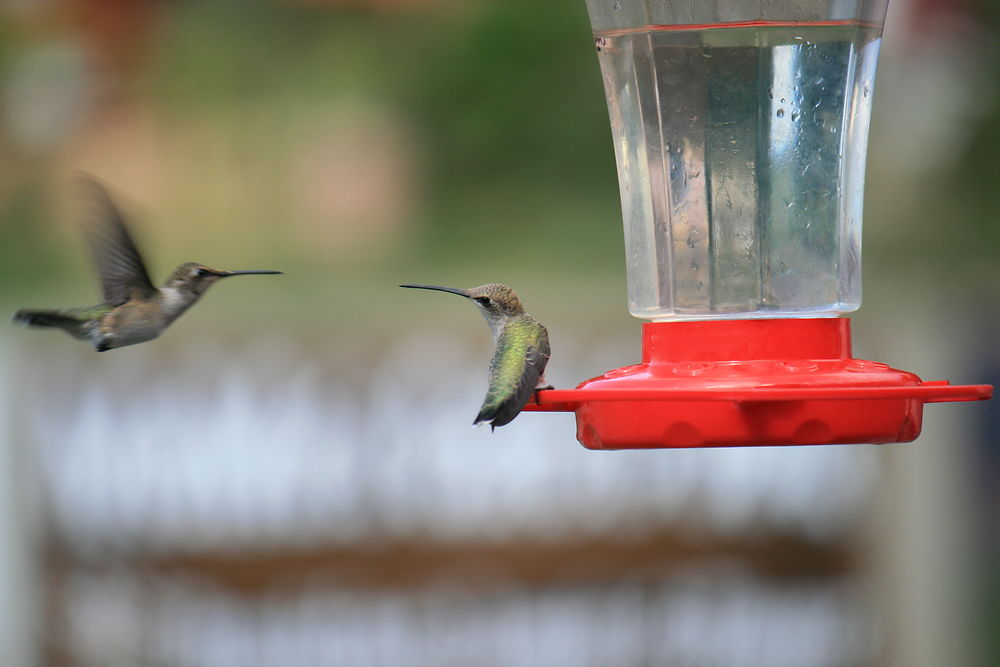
left=527, top=318, right=989, bottom=449
left=524, top=0, right=991, bottom=448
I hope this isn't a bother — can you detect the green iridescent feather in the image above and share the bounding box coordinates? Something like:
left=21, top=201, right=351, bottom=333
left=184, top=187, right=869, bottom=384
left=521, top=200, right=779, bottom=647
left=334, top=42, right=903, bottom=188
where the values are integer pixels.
left=475, top=315, right=550, bottom=428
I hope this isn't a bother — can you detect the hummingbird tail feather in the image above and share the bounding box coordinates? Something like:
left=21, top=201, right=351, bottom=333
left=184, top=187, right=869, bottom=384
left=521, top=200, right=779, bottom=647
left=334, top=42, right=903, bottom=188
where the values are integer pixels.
left=475, top=400, right=519, bottom=429
left=12, top=309, right=87, bottom=336
left=473, top=405, right=497, bottom=428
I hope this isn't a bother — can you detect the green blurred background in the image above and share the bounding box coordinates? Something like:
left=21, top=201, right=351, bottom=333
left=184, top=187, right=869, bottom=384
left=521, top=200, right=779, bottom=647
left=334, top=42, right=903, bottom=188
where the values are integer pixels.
left=0, top=0, right=628, bottom=330
left=0, top=0, right=997, bottom=666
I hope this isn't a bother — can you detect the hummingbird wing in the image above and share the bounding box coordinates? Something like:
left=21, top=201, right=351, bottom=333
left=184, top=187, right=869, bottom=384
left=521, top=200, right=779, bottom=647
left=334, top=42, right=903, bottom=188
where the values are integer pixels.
left=80, top=176, right=157, bottom=307
left=475, top=318, right=550, bottom=429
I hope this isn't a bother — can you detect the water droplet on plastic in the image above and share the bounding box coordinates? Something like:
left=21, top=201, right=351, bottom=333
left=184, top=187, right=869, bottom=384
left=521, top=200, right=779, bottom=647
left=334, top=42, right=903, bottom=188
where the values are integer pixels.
left=863, top=84, right=870, bottom=97
left=613, top=1, right=621, bottom=10
left=776, top=108, right=785, bottom=118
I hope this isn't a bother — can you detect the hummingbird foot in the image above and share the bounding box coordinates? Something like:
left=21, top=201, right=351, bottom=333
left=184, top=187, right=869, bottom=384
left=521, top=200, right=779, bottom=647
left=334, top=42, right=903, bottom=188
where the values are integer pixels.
left=533, top=385, right=554, bottom=404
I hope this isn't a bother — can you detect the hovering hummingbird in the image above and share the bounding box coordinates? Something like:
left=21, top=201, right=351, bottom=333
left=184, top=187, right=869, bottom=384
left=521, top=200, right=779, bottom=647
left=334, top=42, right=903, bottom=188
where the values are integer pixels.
left=12, top=176, right=283, bottom=351
left=400, top=282, right=551, bottom=429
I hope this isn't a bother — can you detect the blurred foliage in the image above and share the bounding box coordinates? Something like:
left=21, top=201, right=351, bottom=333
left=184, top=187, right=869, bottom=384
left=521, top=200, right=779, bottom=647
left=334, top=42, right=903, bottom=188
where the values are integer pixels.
left=0, top=0, right=626, bottom=313
left=139, top=0, right=622, bottom=270
left=952, top=1, right=1000, bottom=248
left=873, top=0, right=1000, bottom=289
left=0, top=180, right=61, bottom=293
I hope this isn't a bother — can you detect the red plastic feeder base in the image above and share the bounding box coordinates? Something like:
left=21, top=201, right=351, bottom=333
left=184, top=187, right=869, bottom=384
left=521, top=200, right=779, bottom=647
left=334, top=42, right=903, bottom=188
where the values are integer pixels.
left=524, top=318, right=992, bottom=449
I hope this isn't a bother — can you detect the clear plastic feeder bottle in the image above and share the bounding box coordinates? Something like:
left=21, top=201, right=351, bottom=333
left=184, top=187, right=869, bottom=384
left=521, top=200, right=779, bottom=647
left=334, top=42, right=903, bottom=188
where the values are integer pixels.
left=522, top=0, right=992, bottom=448
left=587, top=0, right=889, bottom=320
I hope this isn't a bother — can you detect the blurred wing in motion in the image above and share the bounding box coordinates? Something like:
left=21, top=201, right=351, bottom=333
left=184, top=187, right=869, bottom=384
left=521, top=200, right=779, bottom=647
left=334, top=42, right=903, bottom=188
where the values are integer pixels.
left=79, top=175, right=157, bottom=306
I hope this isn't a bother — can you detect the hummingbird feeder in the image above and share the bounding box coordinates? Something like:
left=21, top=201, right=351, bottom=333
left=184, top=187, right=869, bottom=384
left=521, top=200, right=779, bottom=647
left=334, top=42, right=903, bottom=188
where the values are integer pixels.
left=525, top=0, right=991, bottom=449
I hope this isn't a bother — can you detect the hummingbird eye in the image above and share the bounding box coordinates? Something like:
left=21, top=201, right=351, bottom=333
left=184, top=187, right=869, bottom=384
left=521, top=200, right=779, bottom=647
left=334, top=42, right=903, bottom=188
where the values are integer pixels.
left=195, top=268, right=211, bottom=278
left=474, top=296, right=492, bottom=306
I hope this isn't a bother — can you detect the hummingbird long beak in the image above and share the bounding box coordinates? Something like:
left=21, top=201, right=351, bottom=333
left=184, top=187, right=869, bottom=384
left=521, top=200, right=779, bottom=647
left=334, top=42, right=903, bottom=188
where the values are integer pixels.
left=217, top=270, right=284, bottom=277
left=399, top=284, right=468, bottom=298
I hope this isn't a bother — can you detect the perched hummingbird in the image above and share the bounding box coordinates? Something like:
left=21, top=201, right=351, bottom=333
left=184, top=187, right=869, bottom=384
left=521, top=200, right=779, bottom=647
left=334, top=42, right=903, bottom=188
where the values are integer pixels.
left=400, top=282, right=551, bottom=429
left=12, top=177, right=282, bottom=351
